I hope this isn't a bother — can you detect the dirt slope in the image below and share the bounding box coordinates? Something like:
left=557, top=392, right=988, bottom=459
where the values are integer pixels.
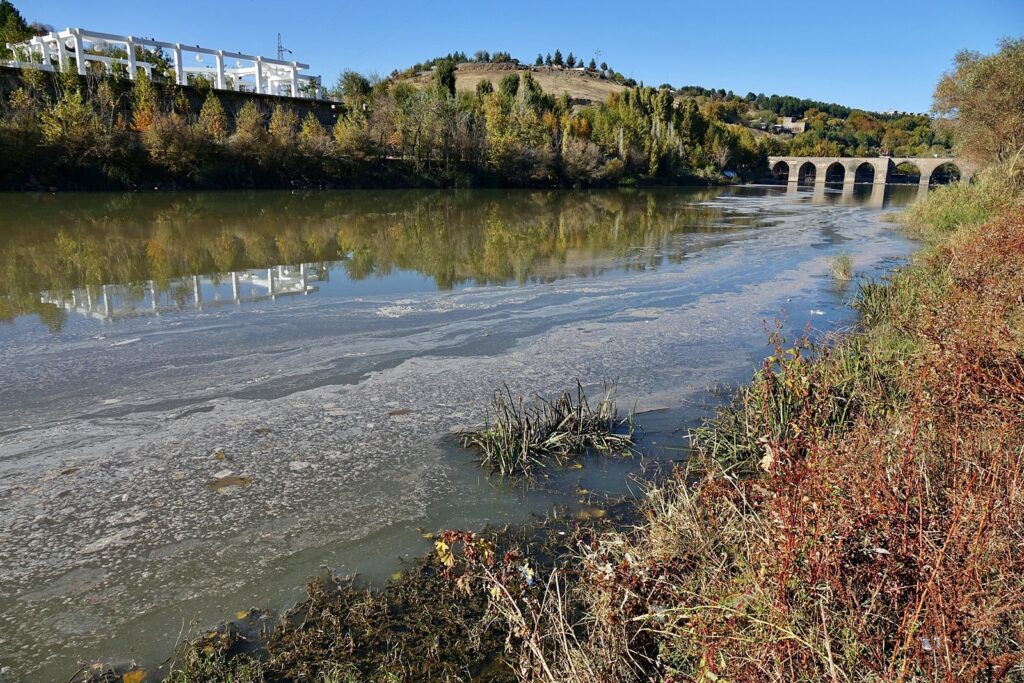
left=402, top=62, right=627, bottom=105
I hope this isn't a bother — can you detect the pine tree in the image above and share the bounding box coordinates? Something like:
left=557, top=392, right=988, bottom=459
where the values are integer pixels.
left=545, top=53, right=552, bottom=66
left=553, top=49, right=563, bottom=67
left=588, top=58, right=597, bottom=70
left=566, top=53, right=576, bottom=68
left=131, top=71, right=158, bottom=132
left=535, top=54, right=543, bottom=66
left=198, top=92, right=228, bottom=142
left=600, top=61, right=608, bottom=72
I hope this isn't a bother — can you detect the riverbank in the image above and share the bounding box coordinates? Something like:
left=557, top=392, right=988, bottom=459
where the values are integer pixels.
left=105, top=164, right=1021, bottom=683
left=474, top=162, right=1022, bottom=681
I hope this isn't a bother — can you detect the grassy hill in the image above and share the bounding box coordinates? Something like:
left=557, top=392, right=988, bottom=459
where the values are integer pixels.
left=402, top=62, right=627, bottom=105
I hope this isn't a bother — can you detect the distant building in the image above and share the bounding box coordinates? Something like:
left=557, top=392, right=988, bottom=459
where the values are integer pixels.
left=777, top=116, right=806, bottom=134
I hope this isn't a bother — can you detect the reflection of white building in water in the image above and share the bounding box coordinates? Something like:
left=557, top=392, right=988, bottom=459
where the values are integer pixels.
left=40, top=264, right=328, bottom=322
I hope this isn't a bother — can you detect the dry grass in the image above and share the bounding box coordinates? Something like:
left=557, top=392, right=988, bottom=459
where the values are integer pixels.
left=401, top=63, right=627, bottom=105
left=446, top=170, right=1024, bottom=682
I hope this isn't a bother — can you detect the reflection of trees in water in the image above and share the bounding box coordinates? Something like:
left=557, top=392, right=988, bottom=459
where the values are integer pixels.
left=0, top=188, right=744, bottom=329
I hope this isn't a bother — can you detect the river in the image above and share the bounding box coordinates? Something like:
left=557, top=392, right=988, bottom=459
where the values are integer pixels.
left=0, top=184, right=921, bottom=681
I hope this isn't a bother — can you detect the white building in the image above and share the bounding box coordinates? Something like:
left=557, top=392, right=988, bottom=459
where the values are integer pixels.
left=6, top=27, right=323, bottom=99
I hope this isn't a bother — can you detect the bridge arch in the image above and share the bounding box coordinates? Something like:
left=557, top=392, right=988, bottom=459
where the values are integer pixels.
left=930, top=162, right=961, bottom=185
left=824, top=162, right=845, bottom=185
left=854, top=162, right=875, bottom=184
left=770, top=160, right=790, bottom=183
left=889, top=160, right=922, bottom=185
left=797, top=161, right=816, bottom=186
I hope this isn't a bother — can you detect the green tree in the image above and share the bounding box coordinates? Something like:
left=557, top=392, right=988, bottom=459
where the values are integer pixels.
left=476, top=79, right=494, bottom=98
left=600, top=61, right=608, bottom=71
left=535, top=54, right=543, bottom=66
left=233, top=101, right=267, bottom=148
left=545, top=53, right=552, bottom=66
left=435, top=59, right=457, bottom=98
left=0, top=0, right=31, bottom=59
left=269, top=105, right=300, bottom=147
left=588, top=58, right=597, bottom=70
left=499, top=73, right=519, bottom=99
left=198, top=93, right=229, bottom=142
left=566, top=53, right=576, bottom=68
left=933, top=37, right=1024, bottom=163
left=334, top=70, right=371, bottom=105
left=553, top=49, right=563, bottom=67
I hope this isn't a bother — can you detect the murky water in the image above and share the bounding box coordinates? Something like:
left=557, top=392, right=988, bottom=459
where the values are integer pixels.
left=0, top=184, right=922, bottom=681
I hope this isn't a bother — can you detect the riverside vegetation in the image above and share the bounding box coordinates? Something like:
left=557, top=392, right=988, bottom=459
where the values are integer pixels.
left=33, top=19, right=1024, bottom=683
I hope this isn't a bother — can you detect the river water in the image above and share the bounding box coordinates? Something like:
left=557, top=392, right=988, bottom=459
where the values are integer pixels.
left=0, top=184, right=921, bottom=681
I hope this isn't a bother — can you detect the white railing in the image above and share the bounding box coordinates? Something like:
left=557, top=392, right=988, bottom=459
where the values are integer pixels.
left=6, top=27, right=324, bottom=99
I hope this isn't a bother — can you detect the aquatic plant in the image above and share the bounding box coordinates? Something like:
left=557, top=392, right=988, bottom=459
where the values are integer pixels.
left=829, top=252, right=852, bottom=280
left=458, top=381, right=634, bottom=477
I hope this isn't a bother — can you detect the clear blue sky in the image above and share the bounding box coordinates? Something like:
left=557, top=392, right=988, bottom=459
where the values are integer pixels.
left=16, top=0, right=1024, bottom=112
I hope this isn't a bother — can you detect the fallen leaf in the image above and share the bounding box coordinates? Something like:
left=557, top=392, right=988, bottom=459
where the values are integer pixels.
left=211, top=450, right=226, bottom=461
left=235, top=610, right=249, bottom=620
left=61, top=467, right=79, bottom=476
left=206, top=475, right=252, bottom=491
left=388, top=408, right=416, bottom=416
left=122, top=669, right=147, bottom=683
left=390, top=572, right=402, bottom=581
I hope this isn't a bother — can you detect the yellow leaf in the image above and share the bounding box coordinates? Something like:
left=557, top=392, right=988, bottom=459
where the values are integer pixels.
left=122, top=669, right=147, bottom=683
left=234, top=611, right=249, bottom=620
left=435, top=539, right=454, bottom=567
left=390, top=572, right=402, bottom=581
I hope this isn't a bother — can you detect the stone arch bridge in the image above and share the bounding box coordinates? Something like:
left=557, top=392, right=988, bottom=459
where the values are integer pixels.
left=767, top=156, right=977, bottom=186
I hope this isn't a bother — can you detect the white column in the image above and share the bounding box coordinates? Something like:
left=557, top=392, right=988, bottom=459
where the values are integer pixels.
left=38, top=38, right=50, bottom=68
left=215, top=51, right=225, bottom=89
left=254, top=57, right=263, bottom=94
left=173, top=44, right=185, bottom=85
left=290, top=63, right=299, bottom=97
left=126, top=38, right=136, bottom=79
left=231, top=272, right=240, bottom=302
left=55, top=34, right=67, bottom=71
left=71, top=29, right=87, bottom=75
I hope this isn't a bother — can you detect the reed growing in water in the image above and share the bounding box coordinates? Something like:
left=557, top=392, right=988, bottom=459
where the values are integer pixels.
left=458, top=381, right=634, bottom=478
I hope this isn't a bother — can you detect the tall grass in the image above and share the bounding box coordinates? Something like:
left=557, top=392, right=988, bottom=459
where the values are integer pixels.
left=458, top=381, right=634, bottom=478
left=448, top=163, right=1024, bottom=682
left=901, top=159, right=1022, bottom=239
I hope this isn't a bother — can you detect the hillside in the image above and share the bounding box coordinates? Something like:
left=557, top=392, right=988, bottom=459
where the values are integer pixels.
left=402, top=62, right=627, bottom=105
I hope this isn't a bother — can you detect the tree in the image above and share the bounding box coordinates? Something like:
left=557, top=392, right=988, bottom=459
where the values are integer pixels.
left=233, top=101, right=267, bottom=148
left=566, top=53, right=576, bottom=68
left=476, top=79, right=494, bottom=98
left=474, top=50, right=490, bottom=62
left=600, top=61, right=608, bottom=72
left=545, top=53, right=552, bottom=66
left=553, top=49, right=563, bottom=67
left=198, top=93, right=229, bottom=142
left=933, top=38, right=1024, bottom=163
left=334, top=70, right=371, bottom=105
left=588, top=58, right=597, bottom=70
left=131, top=71, right=158, bottom=132
left=499, top=73, right=519, bottom=99
left=435, top=59, right=457, bottom=98
left=535, top=54, right=543, bottom=66
left=0, top=0, right=31, bottom=59
left=269, top=105, right=300, bottom=147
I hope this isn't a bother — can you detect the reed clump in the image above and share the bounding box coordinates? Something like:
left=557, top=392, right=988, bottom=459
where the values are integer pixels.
left=829, top=252, right=852, bottom=280
left=458, top=382, right=634, bottom=478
